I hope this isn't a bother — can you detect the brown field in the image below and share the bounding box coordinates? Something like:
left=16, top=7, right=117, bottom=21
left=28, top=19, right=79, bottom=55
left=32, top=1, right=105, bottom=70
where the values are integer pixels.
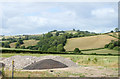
left=10, top=40, right=39, bottom=48
left=108, top=32, right=119, bottom=38
left=64, top=35, right=118, bottom=51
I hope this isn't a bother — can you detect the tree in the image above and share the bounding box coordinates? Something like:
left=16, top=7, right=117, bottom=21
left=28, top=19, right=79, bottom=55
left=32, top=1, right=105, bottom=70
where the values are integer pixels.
left=48, top=46, right=57, bottom=52
left=104, top=44, right=109, bottom=48
left=74, top=48, right=81, bottom=54
left=111, top=30, right=114, bottom=33
left=3, top=42, right=10, bottom=48
left=115, top=28, right=119, bottom=32
left=73, top=29, right=75, bottom=31
left=41, top=45, right=49, bottom=51
left=77, top=30, right=80, bottom=32
left=108, top=44, right=114, bottom=49
left=113, top=46, right=120, bottom=51
left=17, top=39, right=24, bottom=44
left=55, top=32, right=59, bottom=36
left=15, top=42, right=20, bottom=48
left=45, top=32, right=53, bottom=38
left=57, top=44, right=65, bottom=52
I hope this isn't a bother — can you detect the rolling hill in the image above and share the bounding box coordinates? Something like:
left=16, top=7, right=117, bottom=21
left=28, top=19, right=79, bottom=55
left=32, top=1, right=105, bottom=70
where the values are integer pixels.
left=10, top=40, right=39, bottom=48
left=64, top=34, right=118, bottom=51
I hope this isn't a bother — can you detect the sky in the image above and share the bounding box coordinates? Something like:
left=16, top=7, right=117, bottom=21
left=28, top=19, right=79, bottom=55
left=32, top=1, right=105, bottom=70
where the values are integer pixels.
left=0, top=2, right=118, bottom=35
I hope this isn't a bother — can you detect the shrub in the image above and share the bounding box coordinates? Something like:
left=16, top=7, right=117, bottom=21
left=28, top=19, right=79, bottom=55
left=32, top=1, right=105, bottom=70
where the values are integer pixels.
left=93, top=57, right=98, bottom=63
left=91, top=53, right=96, bottom=55
left=57, top=44, right=65, bottom=52
left=108, top=44, right=114, bottom=49
left=104, top=44, right=109, bottom=48
left=108, top=53, right=112, bottom=55
left=74, top=48, right=81, bottom=54
left=15, top=42, right=20, bottom=48
left=113, top=46, right=120, bottom=51
left=18, top=39, right=24, bottom=44
left=48, top=46, right=57, bottom=52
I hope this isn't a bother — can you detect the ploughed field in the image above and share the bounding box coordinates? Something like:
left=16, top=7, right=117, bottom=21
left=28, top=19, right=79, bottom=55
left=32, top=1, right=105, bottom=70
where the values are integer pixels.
left=64, top=35, right=118, bottom=51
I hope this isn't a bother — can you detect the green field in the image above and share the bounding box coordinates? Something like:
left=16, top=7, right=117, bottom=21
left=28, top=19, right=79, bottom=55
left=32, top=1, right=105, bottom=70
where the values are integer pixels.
left=82, top=48, right=118, bottom=54
left=2, top=53, right=118, bottom=68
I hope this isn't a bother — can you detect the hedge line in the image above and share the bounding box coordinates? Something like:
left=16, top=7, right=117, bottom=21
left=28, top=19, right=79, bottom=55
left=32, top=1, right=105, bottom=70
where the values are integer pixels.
left=1, top=49, right=68, bottom=54
left=0, top=48, right=119, bottom=56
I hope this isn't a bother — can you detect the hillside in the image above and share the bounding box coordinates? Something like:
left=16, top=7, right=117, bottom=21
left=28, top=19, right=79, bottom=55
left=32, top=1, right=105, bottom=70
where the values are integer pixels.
left=64, top=35, right=118, bottom=51
left=10, top=40, right=39, bottom=48
left=108, top=32, right=119, bottom=38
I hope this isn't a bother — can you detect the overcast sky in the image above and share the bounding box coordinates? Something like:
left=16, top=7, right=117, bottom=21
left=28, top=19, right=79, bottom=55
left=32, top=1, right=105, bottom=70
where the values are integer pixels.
left=0, top=2, right=118, bottom=35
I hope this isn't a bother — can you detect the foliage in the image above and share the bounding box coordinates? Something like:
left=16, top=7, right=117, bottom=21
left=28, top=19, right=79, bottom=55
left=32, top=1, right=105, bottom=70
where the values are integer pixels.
left=74, top=48, right=81, bottom=54
left=20, top=46, right=25, bottom=49
left=57, top=44, right=65, bottom=52
left=15, top=42, right=20, bottom=48
left=104, top=40, right=120, bottom=51
left=17, top=39, right=24, bottom=44
left=2, top=30, right=98, bottom=52
left=0, top=42, right=10, bottom=48
left=114, top=28, right=119, bottom=32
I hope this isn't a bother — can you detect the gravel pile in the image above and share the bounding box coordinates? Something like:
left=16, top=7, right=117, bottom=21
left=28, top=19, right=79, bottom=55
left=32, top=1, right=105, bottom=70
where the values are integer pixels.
left=1, top=55, right=78, bottom=70
left=23, top=59, right=68, bottom=70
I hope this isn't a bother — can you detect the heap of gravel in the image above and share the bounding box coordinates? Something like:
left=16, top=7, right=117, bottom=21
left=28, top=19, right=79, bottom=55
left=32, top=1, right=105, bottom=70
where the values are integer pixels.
left=23, top=59, right=68, bottom=70
left=1, top=55, right=78, bottom=70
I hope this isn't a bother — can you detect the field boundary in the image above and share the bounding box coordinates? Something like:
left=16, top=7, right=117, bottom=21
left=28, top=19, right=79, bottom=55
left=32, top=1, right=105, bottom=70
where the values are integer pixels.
left=1, top=48, right=119, bottom=56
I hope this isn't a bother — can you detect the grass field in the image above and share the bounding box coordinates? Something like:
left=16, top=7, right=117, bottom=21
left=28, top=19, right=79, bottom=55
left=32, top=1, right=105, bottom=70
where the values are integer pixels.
left=82, top=48, right=118, bottom=54
left=64, top=35, right=118, bottom=51
left=2, top=53, right=118, bottom=68
left=10, top=40, right=39, bottom=48
left=2, top=53, right=118, bottom=77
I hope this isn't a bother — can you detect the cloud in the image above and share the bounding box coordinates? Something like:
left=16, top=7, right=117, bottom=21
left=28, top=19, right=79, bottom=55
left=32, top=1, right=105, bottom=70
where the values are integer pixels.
left=91, top=8, right=117, bottom=19
left=1, top=2, right=118, bottom=35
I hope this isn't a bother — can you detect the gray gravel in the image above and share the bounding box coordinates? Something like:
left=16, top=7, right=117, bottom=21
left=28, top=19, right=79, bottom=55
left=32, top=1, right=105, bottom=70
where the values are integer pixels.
left=1, top=55, right=78, bottom=70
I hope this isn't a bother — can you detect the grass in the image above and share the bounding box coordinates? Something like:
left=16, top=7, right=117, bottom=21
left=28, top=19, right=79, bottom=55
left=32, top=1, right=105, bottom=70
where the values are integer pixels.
left=10, top=40, right=39, bottom=48
left=64, top=35, right=118, bottom=51
left=2, top=53, right=118, bottom=68
left=4, top=70, right=85, bottom=77
left=82, top=48, right=118, bottom=54
left=21, top=40, right=39, bottom=47
left=108, top=32, right=119, bottom=38
left=1, top=52, right=118, bottom=77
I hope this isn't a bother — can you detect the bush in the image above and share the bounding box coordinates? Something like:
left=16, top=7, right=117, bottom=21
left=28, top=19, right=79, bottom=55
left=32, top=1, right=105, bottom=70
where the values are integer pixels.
left=108, top=53, right=112, bottom=55
left=18, top=39, right=24, bottom=44
left=104, top=44, right=109, bottom=48
left=108, top=44, right=114, bottom=49
left=48, top=46, right=57, bottom=52
left=74, top=48, right=81, bottom=54
left=57, top=44, right=65, bottom=52
left=15, top=42, right=20, bottom=48
left=91, top=53, right=96, bottom=55
left=113, top=46, right=120, bottom=51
